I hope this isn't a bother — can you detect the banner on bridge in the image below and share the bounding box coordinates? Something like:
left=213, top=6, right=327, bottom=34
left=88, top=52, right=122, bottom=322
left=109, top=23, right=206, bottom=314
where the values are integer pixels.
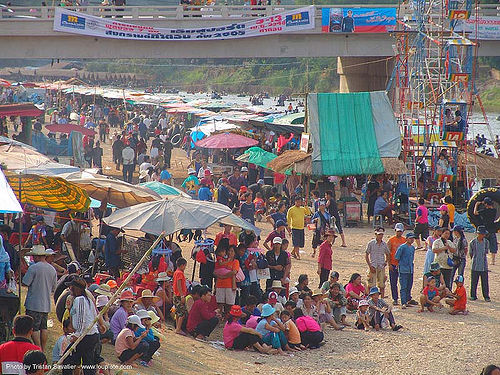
left=53, top=6, right=314, bottom=41
left=321, top=7, right=396, bottom=33
left=454, top=17, right=500, bottom=40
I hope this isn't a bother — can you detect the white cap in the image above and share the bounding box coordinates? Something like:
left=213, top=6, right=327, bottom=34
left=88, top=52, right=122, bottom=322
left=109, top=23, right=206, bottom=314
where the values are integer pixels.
left=187, top=168, right=196, bottom=175
left=136, top=309, right=151, bottom=320
left=272, top=237, right=283, bottom=244
left=241, top=167, right=248, bottom=172
left=394, top=223, right=405, bottom=232
left=359, top=300, right=369, bottom=307
left=289, top=287, right=299, bottom=295
left=45, top=248, right=56, bottom=255
left=126, top=315, right=145, bottom=329
left=96, top=295, right=109, bottom=308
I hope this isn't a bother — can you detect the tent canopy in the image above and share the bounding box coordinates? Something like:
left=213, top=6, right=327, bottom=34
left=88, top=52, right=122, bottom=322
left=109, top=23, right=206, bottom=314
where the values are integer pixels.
left=237, top=146, right=277, bottom=168
left=0, top=169, right=23, bottom=214
left=0, top=103, right=44, bottom=117
left=195, top=132, right=258, bottom=149
left=308, top=91, right=400, bottom=176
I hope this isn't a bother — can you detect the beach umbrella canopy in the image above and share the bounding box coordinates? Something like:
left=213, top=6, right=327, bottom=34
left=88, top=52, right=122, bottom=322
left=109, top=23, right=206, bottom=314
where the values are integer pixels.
left=218, top=213, right=261, bottom=235
left=46, top=123, right=96, bottom=137
left=139, top=181, right=190, bottom=198
left=66, top=175, right=161, bottom=208
left=237, top=146, right=277, bottom=168
left=195, top=132, right=258, bottom=149
left=0, top=143, right=53, bottom=170
left=0, top=169, right=22, bottom=214
left=6, top=173, right=90, bottom=212
left=103, top=197, right=232, bottom=236
left=16, top=162, right=80, bottom=176
left=0, top=136, right=37, bottom=150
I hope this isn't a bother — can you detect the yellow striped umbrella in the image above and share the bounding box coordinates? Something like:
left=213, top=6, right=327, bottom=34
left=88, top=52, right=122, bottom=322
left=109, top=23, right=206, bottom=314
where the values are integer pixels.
left=6, top=174, right=90, bottom=212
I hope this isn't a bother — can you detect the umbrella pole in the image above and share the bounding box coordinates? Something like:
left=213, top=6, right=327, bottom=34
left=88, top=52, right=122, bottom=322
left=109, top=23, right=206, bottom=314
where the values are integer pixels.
left=191, top=260, right=197, bottom=282
left=47, top=231, right=166, bottom=375
left=17, top=179, right=22, bottom=313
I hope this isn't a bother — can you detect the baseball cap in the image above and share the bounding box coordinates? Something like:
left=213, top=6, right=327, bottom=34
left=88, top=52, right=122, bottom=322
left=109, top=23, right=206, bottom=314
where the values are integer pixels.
left=406, top=232, right=416, bottom=239
left=476, top=226, right=488, bottom=235
left=257, top=179, right=264, bottom=185
left=369, top=286, right=380, bottom=295
left=272, top=237, right=283, bottom=244
left=454, top=275, right=464, bottom=283
left=374, top=227, right=385, bottom=235
left=241, top=167, right=248, bottom=172
left=330, top=271, right=339, bottom=279
left=221, top=178, right=229, bottom=184
left=126, top=315, right=145, bottom=329
left=187, top=168, right=196, bottom=175
left=394, top=223, right=405, bottom=232
left=136, top=309, right=151, bottom=320
left=275, top=220, right=286, bottom=228
left=359, top=300, right=369, bottom=307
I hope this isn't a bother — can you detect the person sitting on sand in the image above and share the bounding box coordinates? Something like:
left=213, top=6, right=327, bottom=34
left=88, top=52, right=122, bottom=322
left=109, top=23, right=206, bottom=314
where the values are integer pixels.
left=293, top=308, right=324, bottom=349
left=355, top=300, right=371, bottom=331
left=367, top=287, right=403, bottom=331
left=345, top=273, right=369, bottom=311
left=312, top=289, right=343, bottom=330
left=288, top=287, right=303, bottom=308
left=419, top=277, right=442, bottom=312
left=423, top=262, right=450, bottom=298
left=445, top=275, right=467, bottom=315
left=115, top=315, right=149, bottom=367
left=280, top=310, right=306, bottom=350
left=327, top=282, right=349, bottom=326
left=255, top=304, right=289, bottom=354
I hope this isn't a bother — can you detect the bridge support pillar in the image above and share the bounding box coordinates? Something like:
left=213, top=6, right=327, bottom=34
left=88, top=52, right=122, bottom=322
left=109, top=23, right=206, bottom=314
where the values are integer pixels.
left=337, top=56, right=394, bottom=93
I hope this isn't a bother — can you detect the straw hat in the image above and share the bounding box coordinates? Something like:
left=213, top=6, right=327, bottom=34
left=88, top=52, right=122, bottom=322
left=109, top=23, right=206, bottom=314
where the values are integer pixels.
left=270, top=280, right=284, bottom=289
left=155, top=272, right=172, bottom=282
left=312, top=289, right=324, bottom=297
left=26, top=245, right=48, bottom=256
left=139, top=169, right=150, bottom=179
left=136, top=309, right=151, bottom=320
left=95, top=284, right=112, bottom=297
left=148, top=310, right=160, bottom=324
left=137, top=289, right=160, bottom=304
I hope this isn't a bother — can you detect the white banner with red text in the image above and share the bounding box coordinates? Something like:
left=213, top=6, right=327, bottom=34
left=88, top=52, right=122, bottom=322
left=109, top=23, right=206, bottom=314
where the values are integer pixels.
left=53, top=6, right=315, bottom=41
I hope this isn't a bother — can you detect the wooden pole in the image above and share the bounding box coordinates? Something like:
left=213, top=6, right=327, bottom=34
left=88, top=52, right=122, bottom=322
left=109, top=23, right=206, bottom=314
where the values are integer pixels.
left=47, top=232, right=166, bottom=375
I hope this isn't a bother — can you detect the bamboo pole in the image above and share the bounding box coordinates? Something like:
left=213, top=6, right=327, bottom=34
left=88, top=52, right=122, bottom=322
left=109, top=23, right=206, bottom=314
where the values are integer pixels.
left=47, top=231, right=166, bottom=375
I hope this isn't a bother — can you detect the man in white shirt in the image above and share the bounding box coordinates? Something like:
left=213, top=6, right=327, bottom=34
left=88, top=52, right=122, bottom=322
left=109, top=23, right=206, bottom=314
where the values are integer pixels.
left=122, top=145, right=135, bottom=183
left=159, top=115, right=167, bottom=130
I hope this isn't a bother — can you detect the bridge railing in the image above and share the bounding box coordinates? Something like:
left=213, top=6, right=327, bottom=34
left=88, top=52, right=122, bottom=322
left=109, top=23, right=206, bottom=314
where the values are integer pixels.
left=0, top=4, right=498, bottom=20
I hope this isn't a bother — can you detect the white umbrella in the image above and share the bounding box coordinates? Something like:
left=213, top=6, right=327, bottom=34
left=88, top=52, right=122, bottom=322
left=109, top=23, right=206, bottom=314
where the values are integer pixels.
left=16, top=162, right=80, bottom=176
left=103, top=197, right=232, bottom=236
left=218, top=214, right=261, bottom=236
left=0, top=169, right=22, bottom=213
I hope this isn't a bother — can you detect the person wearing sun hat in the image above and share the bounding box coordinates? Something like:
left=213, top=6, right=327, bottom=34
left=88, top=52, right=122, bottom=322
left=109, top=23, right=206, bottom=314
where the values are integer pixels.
left=22, top=244, right=57, bottom=352
left=62, top=276, right=101, bottom=374
left=110, top=290, right=136, bottom=341
left=134, top=309, right=160, bottom=366
left=223, top=305, right=270, bottom=352
left=367, top=287, right=402, bottom=331
left=255, top=303, right=288, bottom=353
left=181, top=168, right=200, bottom=199
left=114, top=315, right=149, bottom=366
left=135, top=289, right=165, bottom=323
left=95, top=284, right=113, bottom=297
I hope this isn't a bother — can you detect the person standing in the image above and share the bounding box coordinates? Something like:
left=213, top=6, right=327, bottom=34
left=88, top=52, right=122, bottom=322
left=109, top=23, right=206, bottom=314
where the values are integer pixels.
left=432, top=228, right=456, bottom=289
left=366, top=176, right=380, bottom=224
left=469, top=226, right=491, bottom=302
left=473, top=197, right=498, bottom=265
left=92, top=141, right=103, bottom=168
left=387, top=223, right=406, bottom=305
left=414, top=198, right=429, bottom=249
left=265, top=237, right=288, bottom=290
left=61, top=214, right=82, bottom=262
left=112, top=135, right=124, bottom=171
left=105, top=227, right=122, bottom=278
left=325, top=190, right=347, bottom=248
left=365, top=227, right=390, bottom=298
left=163, top=138, right=173, bottom=169
left=317, top=229, right=337, bottom=288
left=22, top=245, right=57, bottom=352
left=287, top=196, right=311, bottom=260
left=121, top=144, right=135, bottom=183
left=395, top=232, right=416, bottom=308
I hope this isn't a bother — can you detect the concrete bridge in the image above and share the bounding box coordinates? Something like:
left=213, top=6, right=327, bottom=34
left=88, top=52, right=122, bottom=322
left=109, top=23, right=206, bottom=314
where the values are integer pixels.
left=1, top=4, right=499, bottom=60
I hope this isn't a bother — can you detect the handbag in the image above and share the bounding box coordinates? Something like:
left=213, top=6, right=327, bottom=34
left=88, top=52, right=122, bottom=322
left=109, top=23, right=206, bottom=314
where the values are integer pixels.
left=235, top=267, right=245, bottom=282
left=256, top=253, right=268, bottom=269
left=445, top=251, right=454, bottom=267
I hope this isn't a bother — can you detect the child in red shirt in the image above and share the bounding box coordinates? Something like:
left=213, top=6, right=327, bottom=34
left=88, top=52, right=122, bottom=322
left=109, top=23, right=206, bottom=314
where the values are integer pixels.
left=173, top=258, right=188, bottom=335
left=445, top=275, right=467, bottom=315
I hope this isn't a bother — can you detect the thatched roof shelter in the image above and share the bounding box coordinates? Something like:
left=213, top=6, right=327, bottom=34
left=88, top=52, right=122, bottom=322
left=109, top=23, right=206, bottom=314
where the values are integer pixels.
left=266, top=150, right=311, bottom=173
left=460, top=152, right=500, bottom=180
left=381, top=158, right=408, bottom=175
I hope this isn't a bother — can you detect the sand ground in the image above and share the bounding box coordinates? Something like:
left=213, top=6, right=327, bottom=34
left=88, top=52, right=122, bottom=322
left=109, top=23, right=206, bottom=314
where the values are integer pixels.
left=17, top=128, right=500, bottom=375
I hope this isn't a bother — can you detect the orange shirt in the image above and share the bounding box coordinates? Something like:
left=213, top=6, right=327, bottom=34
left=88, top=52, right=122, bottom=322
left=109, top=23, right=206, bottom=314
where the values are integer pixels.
left=173, top=269, right=187, bottom=297
left=447, top=203, right=456, bottom=223
left=453, top=285, right=467, bottom=311
left=387, top=235, right=406, bottom=266
left=215, top=259, right=239, bottom=289
left=214, top=232, right=237, bottom=246
left=285, top=319, right=301, bottom=344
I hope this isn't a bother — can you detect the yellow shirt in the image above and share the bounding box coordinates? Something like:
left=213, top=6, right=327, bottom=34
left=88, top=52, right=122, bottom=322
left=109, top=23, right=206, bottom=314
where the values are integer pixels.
left=447, top=203, right=455, bottom=223
left=287, top=205, right=311, bottom=230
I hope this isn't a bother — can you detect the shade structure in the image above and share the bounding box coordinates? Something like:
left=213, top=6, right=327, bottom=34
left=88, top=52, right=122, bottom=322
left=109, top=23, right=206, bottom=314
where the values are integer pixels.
left=195, top=132, right=258, bottom=149
left=66, top=175, right=161, bottom=208
left=46, top=123, right=96, bottom=137
left=103, top=197, right=232, bottom=236
left=218, top=213, right=261, bottom=235
left=139, top=181, right=190, bottom=198
left=0, top=169, right=22, bottom=213
left=6, top=174, right=90, bottom=212
left=0, top=103, right=44, bottom=117
left=236, top=146, right=277, bottom=168
left=0, top=136, right=37, bottom=150
left=16, top=162, right=80, bottom=176
left=0, top=143, right=53, bottom=170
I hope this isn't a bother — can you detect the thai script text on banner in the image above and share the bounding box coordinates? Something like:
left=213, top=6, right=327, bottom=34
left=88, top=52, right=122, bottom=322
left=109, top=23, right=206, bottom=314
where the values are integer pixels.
left=321, top=7, right=396, bottom=33
left=53, top=6, right=315, bottom=41
left=454, top=16, right=500, bottom=40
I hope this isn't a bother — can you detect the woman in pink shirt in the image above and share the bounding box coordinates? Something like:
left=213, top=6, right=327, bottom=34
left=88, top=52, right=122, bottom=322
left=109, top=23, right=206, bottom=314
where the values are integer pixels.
left=293, top=308, right=324, bottom=348
left=317, top=229, right=337, bottom=288
left=345, top=273, right=368, bottom=311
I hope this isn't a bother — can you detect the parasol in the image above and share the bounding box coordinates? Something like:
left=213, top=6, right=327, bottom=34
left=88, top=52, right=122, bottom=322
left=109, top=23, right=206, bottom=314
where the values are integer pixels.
left=6, top=173, right=90, bottom=212
left=0, top=143, right=53, bottom=170
left=195, top=132, right=258, bottom=149
left=0, top=169, right=22, bottom=213
left=66, top=175, right=161, bottom=208
left=218, top=213, right=261, bottom=235
left=139, top=181, right=190, bottom=198
left=103, top=197, right=232, bottom=236
left=46, top=123, right=96, bottom=137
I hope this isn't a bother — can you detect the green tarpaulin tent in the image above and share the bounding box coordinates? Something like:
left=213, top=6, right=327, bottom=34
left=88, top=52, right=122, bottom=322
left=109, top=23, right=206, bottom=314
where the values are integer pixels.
left=238, top=146, right=277, bottom=168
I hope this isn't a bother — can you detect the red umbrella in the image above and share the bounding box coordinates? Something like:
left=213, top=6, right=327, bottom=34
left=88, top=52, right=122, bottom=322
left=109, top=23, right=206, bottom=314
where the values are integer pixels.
left=0, top=79, right=11, bottom=87
left=195, top=132, right=258, bottom=149
left=46, top=123, right=96, bottom=137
